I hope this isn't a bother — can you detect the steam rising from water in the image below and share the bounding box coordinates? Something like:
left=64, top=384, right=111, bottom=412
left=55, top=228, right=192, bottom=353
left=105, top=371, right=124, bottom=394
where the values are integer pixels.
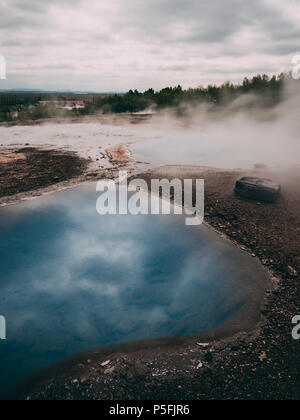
left=0, top=80, right=299, bottom=170
left=131, top=81, right=300, bottom=169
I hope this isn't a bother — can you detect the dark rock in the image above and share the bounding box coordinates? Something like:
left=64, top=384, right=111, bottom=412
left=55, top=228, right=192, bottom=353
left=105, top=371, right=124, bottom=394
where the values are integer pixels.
left=205, top=353, right=213, bottom=362
left=235, top=177, right=281, bottom=203
left=231, top=345, right=240, bottom=351
left=254, top=164, right=268, bottom=170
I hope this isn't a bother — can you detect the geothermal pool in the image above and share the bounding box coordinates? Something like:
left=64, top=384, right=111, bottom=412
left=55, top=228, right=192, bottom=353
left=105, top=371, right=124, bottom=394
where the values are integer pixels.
left=131, top=122, right=300, bottom=169
left=0, top=184, right=268, bottom=391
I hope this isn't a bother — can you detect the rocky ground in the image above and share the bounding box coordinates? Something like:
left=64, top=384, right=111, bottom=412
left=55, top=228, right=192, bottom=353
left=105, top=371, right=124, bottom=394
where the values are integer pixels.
left=0, top=141, right=144, bottom=209
left=2, top=164, right=299, bottom=401
left=0, top=148, right=88, bottom=199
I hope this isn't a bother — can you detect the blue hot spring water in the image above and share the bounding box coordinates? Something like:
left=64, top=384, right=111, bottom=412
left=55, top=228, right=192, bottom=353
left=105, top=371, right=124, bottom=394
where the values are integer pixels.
left=0, top=184, right=267, bottom=391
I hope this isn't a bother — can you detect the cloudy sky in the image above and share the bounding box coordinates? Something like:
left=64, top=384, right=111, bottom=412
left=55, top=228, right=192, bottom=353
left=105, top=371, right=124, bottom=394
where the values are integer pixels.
left=0, top=0, right=299, bottom=92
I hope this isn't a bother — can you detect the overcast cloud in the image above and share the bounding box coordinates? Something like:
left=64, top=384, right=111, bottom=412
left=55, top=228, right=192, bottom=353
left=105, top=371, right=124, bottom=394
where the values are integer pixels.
left=0, top=0, right=299, bottom=91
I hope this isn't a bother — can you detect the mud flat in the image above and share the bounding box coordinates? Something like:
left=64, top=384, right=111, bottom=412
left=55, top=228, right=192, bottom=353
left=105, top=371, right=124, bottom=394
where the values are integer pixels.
left=0, top=148, right=89, bottom=201
left=0, top=118, right=153, bottom=207
left=0, top=113, right=153, bottom=129
left=1, top=162, right=299, bottom=400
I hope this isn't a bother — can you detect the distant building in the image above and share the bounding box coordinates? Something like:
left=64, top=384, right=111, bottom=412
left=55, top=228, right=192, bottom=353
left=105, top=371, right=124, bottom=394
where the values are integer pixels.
left=65, top=100, right=86, bottom=110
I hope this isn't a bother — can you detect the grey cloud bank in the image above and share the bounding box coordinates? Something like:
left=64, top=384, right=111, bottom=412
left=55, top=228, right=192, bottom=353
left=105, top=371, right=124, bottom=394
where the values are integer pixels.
left=0, top=0, right=299, bottom=91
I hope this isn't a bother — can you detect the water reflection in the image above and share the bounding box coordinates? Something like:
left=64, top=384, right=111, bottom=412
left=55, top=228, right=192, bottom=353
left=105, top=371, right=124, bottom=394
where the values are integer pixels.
left=0, top=184, right=266, bottom=391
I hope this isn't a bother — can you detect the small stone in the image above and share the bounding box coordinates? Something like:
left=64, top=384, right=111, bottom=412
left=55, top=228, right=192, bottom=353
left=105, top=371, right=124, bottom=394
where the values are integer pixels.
left=196, top=362, right=203, bottom=369
left=80, top=374, right=90, bottom=383
left=288, top=266, right=298, bottom=278
left=197, top=343, right=210, bottom=348
left=259, top=352, right=267, bottom=362
left=101, top=360, right=110, bottom=367
left=104, top=366, right=116, bottom=375
left=254, top=164, right=268, bottom=170
left=205, top=353, right=213, bottom=362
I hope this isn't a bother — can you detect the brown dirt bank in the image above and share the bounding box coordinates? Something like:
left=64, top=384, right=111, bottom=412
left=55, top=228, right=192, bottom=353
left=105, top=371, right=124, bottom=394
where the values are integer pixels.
left=3, top=164, right=299, bottom=400
left=0, top=113, right=152, bottom=128
left=0, top=147, right=89, bottom=199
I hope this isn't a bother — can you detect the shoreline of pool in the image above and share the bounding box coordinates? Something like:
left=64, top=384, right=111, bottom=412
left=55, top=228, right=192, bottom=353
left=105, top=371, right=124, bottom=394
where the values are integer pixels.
left=0, top=171, right=277, bottom=401
left=0, top=154, right=298, bottom=400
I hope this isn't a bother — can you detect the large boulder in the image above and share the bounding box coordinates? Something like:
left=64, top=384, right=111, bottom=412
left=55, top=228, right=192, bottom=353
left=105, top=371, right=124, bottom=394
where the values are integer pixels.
left=235, top=177, right=281, bottom=203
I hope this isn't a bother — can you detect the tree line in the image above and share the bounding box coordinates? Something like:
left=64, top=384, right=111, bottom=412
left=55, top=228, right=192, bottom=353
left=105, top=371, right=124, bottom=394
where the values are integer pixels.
left=0, top=73, right=293, bottom=121
left=79, top=73, right=287, bottom=115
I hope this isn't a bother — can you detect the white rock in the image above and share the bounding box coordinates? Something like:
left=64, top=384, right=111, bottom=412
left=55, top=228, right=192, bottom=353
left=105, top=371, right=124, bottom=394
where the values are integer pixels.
left=288, top=266, right=298, bottom=278
left=259, top=352, right=267, bottom=362
left=104, top=366, right=116, bottom=375
left=197, top=343, right=210, bottom=348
